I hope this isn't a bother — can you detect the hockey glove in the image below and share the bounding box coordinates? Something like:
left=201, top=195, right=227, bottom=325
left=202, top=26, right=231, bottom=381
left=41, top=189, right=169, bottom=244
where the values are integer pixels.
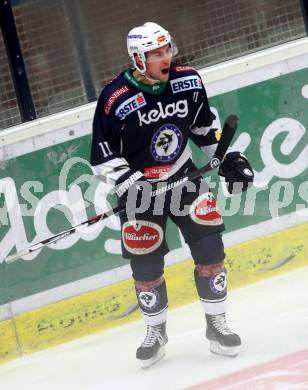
left=218, top=152, right=254, bottom=194
left=115, top=169, right=148, bottom=205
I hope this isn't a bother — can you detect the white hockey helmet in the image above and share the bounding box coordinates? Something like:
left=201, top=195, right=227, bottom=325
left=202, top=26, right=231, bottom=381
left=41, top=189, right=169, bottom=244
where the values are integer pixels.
left=127, top=22, right=177, bottom=73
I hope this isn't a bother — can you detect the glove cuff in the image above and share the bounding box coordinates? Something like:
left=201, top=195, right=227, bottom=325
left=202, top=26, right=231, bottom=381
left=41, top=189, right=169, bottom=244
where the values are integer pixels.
left=115, top=170, right=144, bottom=198
left=218, top=151, right=254, bottom=194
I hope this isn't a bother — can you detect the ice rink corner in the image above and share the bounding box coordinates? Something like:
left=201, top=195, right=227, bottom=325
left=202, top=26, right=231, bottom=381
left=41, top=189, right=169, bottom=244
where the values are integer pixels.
left=1, top=266, right=308, bottom=390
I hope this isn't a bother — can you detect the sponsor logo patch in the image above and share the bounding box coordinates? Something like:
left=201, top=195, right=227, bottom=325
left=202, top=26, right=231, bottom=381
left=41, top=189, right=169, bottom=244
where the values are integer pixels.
left=128, top=34, right=143, bottom=39
left=170, top=76, right=202, bottom=93
left=151, top=124, right=183, bottom=162
left=104, top=85, right=130, bottom=114
left=157, top=35, right=167, bottom=43
left=144, top=165, right=173, bottom=179
left=122, top=220, right=163, bottom=254
left=138, top=291, right=159, bottom=309
left=210, top=272, right=227, bottom=295
left=210, top=157, right=220, bottom=169
left=189, top=192, right=223, bottom=225
left=175, top=66, right=195, bottom=72
left=138, top=99, right=188, bottom=126
left=115, top=92, right=146, bottom=120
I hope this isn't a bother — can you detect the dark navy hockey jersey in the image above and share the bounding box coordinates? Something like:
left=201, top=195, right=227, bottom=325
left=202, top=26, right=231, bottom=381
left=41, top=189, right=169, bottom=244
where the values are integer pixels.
left=90, top=65, right=217, bottom=182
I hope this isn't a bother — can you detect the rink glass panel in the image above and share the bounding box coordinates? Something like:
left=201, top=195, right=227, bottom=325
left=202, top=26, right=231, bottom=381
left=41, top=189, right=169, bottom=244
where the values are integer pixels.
left=77, top=0, right=306, bottom=91
left=0, top=0, right=306, bottom=130
left=11, top=0, right=88, bottom=119
left=0, top=66, right=308, bottom=305
left=0, top=30, right=21, bottom=130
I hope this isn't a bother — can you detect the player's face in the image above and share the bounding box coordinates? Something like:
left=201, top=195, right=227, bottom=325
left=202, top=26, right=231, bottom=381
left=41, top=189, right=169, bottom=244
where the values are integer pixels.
left=145, top=44, right=173, bottom=82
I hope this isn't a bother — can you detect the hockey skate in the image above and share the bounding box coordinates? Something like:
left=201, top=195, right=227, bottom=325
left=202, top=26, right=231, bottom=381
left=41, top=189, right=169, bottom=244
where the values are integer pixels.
left=206, top=314, right=241, bottom=357
left=136, top=322, right=168, bottom=369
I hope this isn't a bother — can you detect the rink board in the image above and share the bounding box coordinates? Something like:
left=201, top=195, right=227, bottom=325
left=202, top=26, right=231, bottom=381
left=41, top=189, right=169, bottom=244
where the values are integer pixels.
left=1, top=39, right=308, bottom=308
left=1, top=221, right=308, bottom=364
left=1, top=38, right=308, bottom=364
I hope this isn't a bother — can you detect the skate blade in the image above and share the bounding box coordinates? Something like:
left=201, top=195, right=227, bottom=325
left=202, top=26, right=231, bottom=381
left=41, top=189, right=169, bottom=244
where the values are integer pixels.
left=139, top=347, right=166, bottom=369
left=209, top=340, right=239, bottom=357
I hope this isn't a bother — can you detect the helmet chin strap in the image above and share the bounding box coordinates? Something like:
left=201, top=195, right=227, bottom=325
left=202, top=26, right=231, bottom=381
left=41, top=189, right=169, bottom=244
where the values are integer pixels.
left=134, top=58, right=165, bottom=84
left=140, top=70, right=162, bottom=84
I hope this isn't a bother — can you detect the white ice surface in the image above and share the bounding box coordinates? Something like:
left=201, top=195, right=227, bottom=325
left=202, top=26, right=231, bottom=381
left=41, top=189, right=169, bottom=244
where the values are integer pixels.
left=1, top=266, right=308, bottom=390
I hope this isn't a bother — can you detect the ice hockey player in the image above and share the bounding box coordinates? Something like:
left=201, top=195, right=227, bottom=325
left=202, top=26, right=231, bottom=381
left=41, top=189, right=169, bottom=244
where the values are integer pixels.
left=90, top=22, right=254, bottom=368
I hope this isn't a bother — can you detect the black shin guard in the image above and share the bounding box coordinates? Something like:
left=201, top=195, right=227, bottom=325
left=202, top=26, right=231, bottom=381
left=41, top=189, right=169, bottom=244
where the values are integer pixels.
left=194, top=263, right=227, bottom=314
left=135, top=277, right=168, bottom=325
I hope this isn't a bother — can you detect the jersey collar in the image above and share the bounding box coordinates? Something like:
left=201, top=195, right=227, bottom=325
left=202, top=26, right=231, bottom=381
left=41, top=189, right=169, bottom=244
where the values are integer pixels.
left=124, top=69, right=167, bottom=95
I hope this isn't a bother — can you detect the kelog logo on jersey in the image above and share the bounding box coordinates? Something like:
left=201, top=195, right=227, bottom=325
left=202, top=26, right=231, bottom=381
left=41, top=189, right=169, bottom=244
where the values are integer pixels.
left=170, top=76, right=202, bottom=93
left=138, top=99, right=188, bottom=126
left=122, top=220, right=163, bottom=254
left=115, top=92, right=146, bottom=120
left=151, top=124, right=183, bottom=161
left=189, top=192, right=223, bottom=225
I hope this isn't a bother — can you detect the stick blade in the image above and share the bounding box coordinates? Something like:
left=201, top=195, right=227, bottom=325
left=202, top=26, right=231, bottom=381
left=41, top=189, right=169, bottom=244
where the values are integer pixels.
left=4, top=250, right=25, bottom=264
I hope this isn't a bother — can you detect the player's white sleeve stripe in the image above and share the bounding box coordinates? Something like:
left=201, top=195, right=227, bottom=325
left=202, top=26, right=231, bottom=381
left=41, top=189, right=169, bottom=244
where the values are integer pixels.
left=92, top=157, right=130, bottom=185
left=201, top=144, right=217, bottom=158
left=105, top=168, right=130, bottom=185
left=92, top=157, right=128, bottom=172
left=93, top=166, right=130, bottom=185
left=190, top=124, right=212, bottom=136
left=201, top=143, right=234, bottom=159
left=189, top=101, right=204, bottom=129
left=104, top=157, right=129, bottom=169
left=92, top=163, right=105, bottom=176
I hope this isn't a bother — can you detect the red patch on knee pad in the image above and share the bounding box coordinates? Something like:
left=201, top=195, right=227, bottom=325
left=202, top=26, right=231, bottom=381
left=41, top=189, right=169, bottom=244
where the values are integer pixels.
left=196, top=262, right=225, bottom=277
left=189, top=192, right=223, bottom=225
left=135, top=276, right=164, bottom=291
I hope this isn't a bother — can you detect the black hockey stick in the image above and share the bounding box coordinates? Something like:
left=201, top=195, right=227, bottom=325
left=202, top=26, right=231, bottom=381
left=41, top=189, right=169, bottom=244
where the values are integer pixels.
left=4, top=114, right=238, bottom=264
